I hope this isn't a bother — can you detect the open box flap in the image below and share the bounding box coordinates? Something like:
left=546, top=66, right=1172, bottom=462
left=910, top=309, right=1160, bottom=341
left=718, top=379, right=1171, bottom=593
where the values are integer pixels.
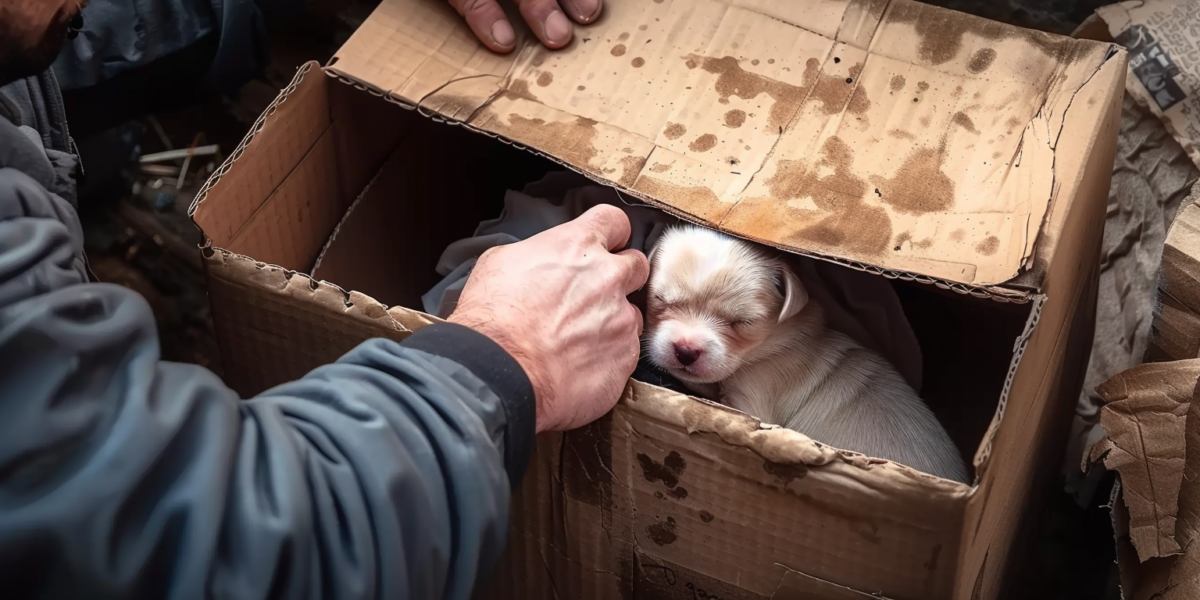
left=330, top=0, right=1121, bottom=289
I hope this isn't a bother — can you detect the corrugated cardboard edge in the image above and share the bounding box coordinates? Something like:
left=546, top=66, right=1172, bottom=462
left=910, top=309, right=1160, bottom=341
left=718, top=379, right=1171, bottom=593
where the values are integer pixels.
left=322, top=66, right=1034, bottom=306
left=973, top=294, right=1047, bottom=471
left=189, top=62, right=439, bottom=338
left=189, top=61, right=971, bottom=493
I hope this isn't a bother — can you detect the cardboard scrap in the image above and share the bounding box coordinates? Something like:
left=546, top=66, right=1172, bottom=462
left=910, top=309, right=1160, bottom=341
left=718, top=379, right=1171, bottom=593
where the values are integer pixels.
left=1154, top=181, right=1200, bottom=361
left=1095, top=0, right=1200, bottom=169
left=1094, top=360, right=1200, bottom=599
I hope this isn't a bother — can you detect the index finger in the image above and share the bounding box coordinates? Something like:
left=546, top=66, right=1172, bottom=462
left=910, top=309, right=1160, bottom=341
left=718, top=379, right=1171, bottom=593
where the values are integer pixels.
left=576, top=204, right=632, bottom=252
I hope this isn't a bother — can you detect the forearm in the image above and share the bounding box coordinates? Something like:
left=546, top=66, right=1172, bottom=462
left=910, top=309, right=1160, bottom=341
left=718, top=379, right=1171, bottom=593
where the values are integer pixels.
left=0, top=165, right=535, bottom=599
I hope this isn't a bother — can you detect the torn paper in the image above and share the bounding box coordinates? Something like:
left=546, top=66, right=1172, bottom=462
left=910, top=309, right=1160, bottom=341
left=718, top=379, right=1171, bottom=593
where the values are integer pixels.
left=1095, top=0, right=1200, bottom=169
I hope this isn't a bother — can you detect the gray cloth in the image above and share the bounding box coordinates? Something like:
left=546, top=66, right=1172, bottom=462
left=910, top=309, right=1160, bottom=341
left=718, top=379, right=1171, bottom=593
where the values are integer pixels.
left=424, top=172, right=925, bottom=393
left=422, top=171, right=676, bottom=318
left=52, top=0, right=303, bottom=93
left=1066, top=93, right=1200, bottom=492
left=0, top=72, right=534, bottom=600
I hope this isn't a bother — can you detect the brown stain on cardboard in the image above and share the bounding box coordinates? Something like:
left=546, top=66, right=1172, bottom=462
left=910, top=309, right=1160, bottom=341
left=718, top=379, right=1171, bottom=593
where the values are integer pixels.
left=667, top=487, right=689, bottom=500
left=894, top=232, right=932, bottom=251
left=634, top=177, right=727, bottom=222
left=968, top=48, right=997, bottom=73
left=888, top=2, right=1074, bottom=66
left=798, top=494, right=881, bottom=544
left=686, top=54, right=819, bottom=130
left=952, top=112, right=979, bottom=134
left=664, top=122, right=687, bottom=140
left=536, top=72, right=554, bottom=87
left=647, top=517, right=678, bottom=546
left=618, top=32, right=630, bottom=41
left=870, top=142, right=955, bottom=215
left=504, top=80, right=540, bottom=103
left=618, top=155, right=647, bottom=188
left=491, top=113, right=599, bottom=170
left=976, top=235, right=1000, bottom=255
left=889, top=74, right=905, bottom=92
left=698, top=510, right=715, bottom=523
left=612, top=44, right=627, bottom=57
left=632, top=57, right=646, bottom=68
left=917, top=81, right=930, bottom=92
left=761, top=137, right=892, bottom=255
left=888, top=129, right=916, bottom=140
left=763, top=460, right=808, bottom=485
left=637, top=451, right=687, bottom=488
left=810, top=63, right=870, bottom=121
left=690, top=134, right=718, bottom=152
left=950, top=229, right=965, bottom=242
left=724, top=109, right=747, bottom=128
left=650, top=162, right=672, bottom=173
left=530, top=48, right=548, bottom=67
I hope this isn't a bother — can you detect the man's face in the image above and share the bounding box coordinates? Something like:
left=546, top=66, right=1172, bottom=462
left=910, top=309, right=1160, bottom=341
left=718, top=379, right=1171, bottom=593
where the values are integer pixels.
left=0, top=0, right=87, bottom=86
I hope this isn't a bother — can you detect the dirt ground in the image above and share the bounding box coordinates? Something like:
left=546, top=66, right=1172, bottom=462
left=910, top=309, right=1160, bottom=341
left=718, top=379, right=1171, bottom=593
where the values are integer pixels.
left=72, top=1, right=1123, bottom=597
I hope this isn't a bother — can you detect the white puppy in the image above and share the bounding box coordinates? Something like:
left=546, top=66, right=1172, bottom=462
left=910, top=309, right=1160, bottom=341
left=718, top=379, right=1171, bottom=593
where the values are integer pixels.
left=643, top=225, right=969, bottom=483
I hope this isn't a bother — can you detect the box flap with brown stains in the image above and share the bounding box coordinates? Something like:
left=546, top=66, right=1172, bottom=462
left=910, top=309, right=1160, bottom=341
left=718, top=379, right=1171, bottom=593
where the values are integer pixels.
left=329, top=0, right=1122, bottom=290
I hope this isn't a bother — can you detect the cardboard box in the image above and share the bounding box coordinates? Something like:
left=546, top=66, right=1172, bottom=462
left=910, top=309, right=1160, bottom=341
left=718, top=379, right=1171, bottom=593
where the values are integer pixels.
left=190, top=0, right=1126, bottom=597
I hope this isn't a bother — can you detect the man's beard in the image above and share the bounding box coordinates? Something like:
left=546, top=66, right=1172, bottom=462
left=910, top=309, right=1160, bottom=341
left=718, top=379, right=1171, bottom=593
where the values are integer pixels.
left=0, top=5, right=78, bottom=87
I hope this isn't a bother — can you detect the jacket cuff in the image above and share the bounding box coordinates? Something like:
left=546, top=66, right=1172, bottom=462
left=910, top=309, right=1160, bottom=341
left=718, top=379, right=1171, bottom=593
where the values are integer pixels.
left=401, top=323, right=536, bottom=487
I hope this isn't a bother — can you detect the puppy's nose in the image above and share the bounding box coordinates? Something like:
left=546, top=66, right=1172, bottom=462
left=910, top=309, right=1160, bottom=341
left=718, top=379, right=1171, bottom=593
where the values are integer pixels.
left=674, top=345, right=702, bottom=366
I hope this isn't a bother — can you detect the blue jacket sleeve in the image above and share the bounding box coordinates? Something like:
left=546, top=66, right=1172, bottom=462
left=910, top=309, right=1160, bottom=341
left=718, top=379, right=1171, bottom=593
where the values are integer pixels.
left=0, top=166, right=536, bottom=600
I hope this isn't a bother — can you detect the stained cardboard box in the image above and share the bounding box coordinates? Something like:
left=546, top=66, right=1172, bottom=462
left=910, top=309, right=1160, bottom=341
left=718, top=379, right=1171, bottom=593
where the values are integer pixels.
left=189, top=0, right=1127, bottom=598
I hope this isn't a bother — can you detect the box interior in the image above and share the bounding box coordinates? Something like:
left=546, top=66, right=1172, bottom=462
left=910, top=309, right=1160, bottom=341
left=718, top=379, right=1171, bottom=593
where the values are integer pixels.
left=260, top=80, right=1031, bottom=474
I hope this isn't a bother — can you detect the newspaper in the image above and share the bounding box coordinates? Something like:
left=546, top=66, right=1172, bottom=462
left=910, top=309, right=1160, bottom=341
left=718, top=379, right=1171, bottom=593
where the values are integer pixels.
left=1096, top=0, right=1200, bottom=169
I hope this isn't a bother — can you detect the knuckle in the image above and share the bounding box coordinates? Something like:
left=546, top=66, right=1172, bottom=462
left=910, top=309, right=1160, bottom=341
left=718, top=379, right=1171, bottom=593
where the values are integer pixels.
left=457, top=0, right=490, bottom=14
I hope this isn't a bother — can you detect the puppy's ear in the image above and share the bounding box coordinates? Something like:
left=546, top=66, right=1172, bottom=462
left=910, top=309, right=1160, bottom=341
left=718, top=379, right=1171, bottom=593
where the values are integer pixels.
left=647, top=241, right=660, bottom=267
left=778, top=264, right=808, bottom=322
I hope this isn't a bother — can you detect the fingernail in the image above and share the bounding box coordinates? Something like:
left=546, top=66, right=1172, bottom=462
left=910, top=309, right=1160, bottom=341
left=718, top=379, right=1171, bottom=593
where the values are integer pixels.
left=544, top=10, right=571, bottom=45
left=568, top=0, right=601, bottom=22
left=491, top=19, right=516, bottom=48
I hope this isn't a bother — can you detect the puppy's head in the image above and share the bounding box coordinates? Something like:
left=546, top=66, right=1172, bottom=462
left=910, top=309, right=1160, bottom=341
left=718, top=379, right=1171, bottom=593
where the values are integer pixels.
left=644, top=225, right=808, bottom=384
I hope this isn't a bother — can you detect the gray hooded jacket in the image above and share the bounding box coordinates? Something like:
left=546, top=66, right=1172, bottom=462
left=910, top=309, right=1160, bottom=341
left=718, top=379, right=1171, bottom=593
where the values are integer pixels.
left=0, top=71, right=534, bottom=600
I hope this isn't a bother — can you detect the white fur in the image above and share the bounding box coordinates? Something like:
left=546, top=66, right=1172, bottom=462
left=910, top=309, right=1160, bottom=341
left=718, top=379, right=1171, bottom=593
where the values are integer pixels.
left=645, top=225, right=969, bottom=483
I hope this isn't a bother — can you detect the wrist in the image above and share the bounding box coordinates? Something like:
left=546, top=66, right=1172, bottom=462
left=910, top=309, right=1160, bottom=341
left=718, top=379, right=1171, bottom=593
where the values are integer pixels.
left=449, top=311, right=556, bottom=433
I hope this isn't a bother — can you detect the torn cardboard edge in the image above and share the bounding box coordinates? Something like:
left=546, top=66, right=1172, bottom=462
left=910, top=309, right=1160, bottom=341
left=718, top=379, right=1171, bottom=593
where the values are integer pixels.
left=326, top=69, right=1034, bottom=306
left=1090, top=359, right=1200, bottom=600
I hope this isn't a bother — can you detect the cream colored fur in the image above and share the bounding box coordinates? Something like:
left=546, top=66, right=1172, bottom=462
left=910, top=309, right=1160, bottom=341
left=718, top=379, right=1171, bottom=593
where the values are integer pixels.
left=645, top=225, right=969, bottom=483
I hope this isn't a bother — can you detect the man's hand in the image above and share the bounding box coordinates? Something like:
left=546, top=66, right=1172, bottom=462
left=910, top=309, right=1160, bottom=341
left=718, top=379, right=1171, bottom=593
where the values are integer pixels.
left=450, top=205, right=648, bottom=433
left=447, top=0, right=602, bottom=53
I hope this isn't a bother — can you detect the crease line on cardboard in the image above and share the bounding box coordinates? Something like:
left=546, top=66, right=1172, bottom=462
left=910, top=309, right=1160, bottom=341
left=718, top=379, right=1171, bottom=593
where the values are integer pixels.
left=834, top=0, right=894, bottom=49
left=720, top=43, right=838, bottom=224
left=224, top=119, right=335, bottom=250
left=191, top=62, right=316, bottom=219
left=769, top=562, right=896, bottom=599
left=1025, top=46, right=1122, bottom=270
left=717, top=0, right=831, bottom=42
